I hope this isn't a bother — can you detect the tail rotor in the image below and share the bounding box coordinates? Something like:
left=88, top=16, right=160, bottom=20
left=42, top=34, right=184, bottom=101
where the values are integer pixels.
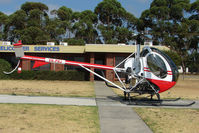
left=3, top=40, right=23, bottom=75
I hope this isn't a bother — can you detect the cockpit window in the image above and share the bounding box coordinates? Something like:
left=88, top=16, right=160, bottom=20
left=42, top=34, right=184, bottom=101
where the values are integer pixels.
left=147, top=54, right=167, bottom=79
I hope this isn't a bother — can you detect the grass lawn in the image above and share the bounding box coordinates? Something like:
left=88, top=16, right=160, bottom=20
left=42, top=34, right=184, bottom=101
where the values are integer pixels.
left=0, top=104, right=100, bottom=133
left=0, top=80, right=95, bottom=97
left=111, top=77, right=199, bottom=100
left=161, top=78, right=199, bottom=100
left=134, top=107, right=199, bottom=133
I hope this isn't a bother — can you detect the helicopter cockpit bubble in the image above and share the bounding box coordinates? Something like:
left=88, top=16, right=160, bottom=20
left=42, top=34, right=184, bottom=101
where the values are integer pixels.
left=141, top=47, right=179, bottom=93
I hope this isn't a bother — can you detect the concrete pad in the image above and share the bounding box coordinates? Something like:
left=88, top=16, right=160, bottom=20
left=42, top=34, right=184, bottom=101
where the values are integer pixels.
left=94, top=81, right=152, bottom=133
left=98, top=106, right=152, bottom=133
left=0, top=95, right=96, bottom=106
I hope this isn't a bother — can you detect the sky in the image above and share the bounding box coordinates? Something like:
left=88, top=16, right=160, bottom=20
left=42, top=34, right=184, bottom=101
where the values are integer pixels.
left=0, top=0, right=196, bottom=18
left=0, top=0, right=152, bottom=17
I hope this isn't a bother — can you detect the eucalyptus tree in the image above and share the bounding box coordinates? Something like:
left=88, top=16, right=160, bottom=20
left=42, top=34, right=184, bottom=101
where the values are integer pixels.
left=56, top=6, right=73, bottom=39
left=6, top=2, right=50, bottom=44
left=189, top=0, right=199, bottom=52
left=95, top=0, right=137, bottom=44
left=187, top=0, right=199, bottom=73
left=54, top=6, right=98, bottom=44
left=188, top=52, right=199, bottom=73
left=72, top=10, right=98, bottom=44
left=140, top=0, right=192, bottom=73
left=45, top=18, right=65, bottom=43
left=5, top=9, right=27, bottom=42
left=0, top=12, right=8, bottom=40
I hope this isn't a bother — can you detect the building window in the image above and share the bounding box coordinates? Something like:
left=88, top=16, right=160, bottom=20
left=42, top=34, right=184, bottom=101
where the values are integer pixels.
left=115, top=56, right=126, bottom=78
left=64, top=57, right=84, bottom=70
left=31, top=61, right=50, bottom=71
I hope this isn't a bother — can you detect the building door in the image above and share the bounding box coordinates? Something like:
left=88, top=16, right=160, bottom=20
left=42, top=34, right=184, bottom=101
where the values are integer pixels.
left=94, top=54, right=105, bottom=80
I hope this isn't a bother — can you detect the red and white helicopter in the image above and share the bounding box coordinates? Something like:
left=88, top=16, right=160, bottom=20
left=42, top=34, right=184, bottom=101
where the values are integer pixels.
left=4, top=40, right=194, bottom=105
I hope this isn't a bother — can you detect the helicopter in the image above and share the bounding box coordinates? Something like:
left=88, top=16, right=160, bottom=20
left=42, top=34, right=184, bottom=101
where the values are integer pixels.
left=3, top=40, right=195, bottom=106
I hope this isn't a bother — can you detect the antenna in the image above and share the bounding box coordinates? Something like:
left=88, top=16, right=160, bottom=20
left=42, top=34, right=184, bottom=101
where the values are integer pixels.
left=133, top=33, right=141, bottom=75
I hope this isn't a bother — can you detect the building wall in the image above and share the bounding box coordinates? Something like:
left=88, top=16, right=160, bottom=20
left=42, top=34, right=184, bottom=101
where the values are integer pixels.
left=89, top=53, right=95, bottom=81
left=50, top=64, right=64, bottom=71
left=22, top=60, right=30, bottom=70
left=106, top=53, right=114, bottom=81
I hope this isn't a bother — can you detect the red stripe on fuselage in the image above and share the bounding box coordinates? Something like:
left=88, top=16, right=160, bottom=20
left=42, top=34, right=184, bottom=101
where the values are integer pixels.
left=144, top=69, right=173, bottom=75
left=147, top=78, right=176, bottom=93
left=144, top=70, right=151, bottom=72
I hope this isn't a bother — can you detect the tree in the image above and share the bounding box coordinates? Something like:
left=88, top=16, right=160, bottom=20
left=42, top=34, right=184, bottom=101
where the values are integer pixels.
left=54, top=6, right=99, bottom=44
left=21, top=2, right=49, bottom=44
left=187, top=52, right=199, bottom=74
left=72, top=10, right=98, bottom=44
left=95, top=0, right=126, bottom=26
left=0, top=12, right=8, bottom=40
left=64, top=38, right=85, bottom=46
left=95, top=0, right=137, bottom=44
left=187, top=0, right=199, bottom=73
left=5, top=2, right=50, bottom=44
left=57, top=6, right=73, bottom=21
left=57, top=6, right=74, bottom=39
left=4, top=10, right=27, bottom=42
left=140, top=0, right=193, bottom=74
left=189, top=0, right=199, bottom=53
left=45, top=18, right=65, bottom=43
left=21, top=26, right=50, bottom=44
left=21, top=2, right=48, bottom=14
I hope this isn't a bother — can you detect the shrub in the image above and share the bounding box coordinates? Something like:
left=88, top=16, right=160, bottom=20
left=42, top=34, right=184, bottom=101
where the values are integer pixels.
left=0, top=59, right=11, bottom=79
left=8, top=70, right=85, bottom=81
left=9, top=71, right=36, bottom=80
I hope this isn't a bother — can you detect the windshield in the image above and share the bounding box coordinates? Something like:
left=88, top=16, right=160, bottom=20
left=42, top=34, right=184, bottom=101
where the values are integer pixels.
left=147, top=54, right=167, bottom=79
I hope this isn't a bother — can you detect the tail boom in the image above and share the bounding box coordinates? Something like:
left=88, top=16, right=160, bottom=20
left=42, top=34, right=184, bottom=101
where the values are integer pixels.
left=21, top=55, right=114, bottom=70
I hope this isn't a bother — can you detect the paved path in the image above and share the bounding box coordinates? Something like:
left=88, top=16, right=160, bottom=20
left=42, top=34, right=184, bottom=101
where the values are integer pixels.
left=0, top=95, right=96, bottom=106
left=95, top=81, right=153, bottom=133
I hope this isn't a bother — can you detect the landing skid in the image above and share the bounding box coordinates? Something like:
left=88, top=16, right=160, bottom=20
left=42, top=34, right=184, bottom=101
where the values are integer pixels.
left=127, top=99, right=196, bottom=107
left=124, top=93, right=195, bottom=107
left=124, top=92, right=161, bottom=102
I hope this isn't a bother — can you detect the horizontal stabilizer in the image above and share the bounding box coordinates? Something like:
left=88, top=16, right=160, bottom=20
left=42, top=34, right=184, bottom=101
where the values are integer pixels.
left=33, top=61, right=49, bottom=69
